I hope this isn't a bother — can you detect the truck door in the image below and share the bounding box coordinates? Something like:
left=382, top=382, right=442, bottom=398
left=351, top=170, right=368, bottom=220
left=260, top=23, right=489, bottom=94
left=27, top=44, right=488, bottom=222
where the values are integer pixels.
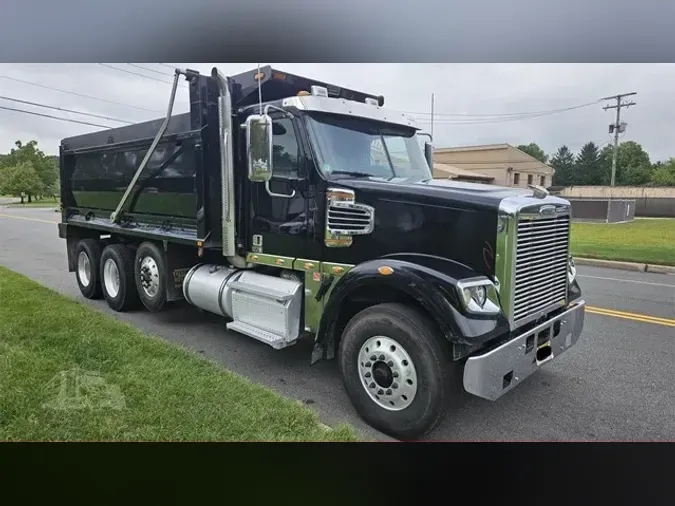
left=249, top=114, right=310, bottom=259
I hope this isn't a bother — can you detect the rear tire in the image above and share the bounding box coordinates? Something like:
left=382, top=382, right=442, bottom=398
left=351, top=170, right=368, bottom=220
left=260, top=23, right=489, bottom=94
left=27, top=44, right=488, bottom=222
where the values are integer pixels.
left=134, top=241, right=167, bottom=313
left=75, top=239, right=102, bottom=299
left=100, top=244, right=140, bottom=312
left=338, top=303, right=454, bottom=440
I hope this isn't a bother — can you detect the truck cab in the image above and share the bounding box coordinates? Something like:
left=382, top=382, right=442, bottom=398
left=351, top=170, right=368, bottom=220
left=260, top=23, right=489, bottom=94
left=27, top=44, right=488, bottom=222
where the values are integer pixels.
left=58, top=66, right=586, bottom=439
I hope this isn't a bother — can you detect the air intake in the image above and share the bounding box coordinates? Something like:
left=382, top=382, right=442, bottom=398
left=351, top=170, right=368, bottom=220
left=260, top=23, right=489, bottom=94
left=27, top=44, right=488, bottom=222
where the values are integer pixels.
left=325, top=188, right=375, bottom=247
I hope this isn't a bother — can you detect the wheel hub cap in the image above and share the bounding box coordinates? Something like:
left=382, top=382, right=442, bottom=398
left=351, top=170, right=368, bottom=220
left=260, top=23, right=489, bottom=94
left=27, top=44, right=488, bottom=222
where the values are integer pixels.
left=139, top=256, right=160, bottom=298
left=77, top=251, right=91, bottom=287
left=103, top=258, right=120, bottom=298
left=358, top=335, right=418, bottom=411
left=372, top=362, right=394, bottom=388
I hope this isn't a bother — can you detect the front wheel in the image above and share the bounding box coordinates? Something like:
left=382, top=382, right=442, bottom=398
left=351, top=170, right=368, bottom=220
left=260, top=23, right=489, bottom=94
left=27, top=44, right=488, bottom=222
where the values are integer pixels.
left=338, top=303, right=454, bottom=440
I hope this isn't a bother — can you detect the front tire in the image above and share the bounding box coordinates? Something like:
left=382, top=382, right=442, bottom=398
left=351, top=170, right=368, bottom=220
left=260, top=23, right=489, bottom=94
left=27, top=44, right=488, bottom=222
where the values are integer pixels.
left=134, top=241, right=167, bottom=313
left=100, top=244, right=140, bottom=312
left=338, top=303, right=453, bottom=440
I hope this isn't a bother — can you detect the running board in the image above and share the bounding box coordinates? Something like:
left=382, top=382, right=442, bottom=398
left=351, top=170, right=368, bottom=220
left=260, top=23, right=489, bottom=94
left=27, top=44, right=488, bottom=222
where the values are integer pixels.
left=226, top=321, right=297, bottom=350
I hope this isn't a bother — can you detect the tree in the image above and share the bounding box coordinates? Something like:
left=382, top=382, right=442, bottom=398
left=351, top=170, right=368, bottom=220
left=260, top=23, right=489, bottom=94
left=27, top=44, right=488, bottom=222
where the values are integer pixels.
left=0, top=140, right=58, bottom=201
left=650, top=158, right=675, bottom=186
left=0, top=163, right=44, bottom=203
left=516, top=142, right=548, bottom=163
left=598, top=141, right=652, bottom=186
left=574, top=142, right=602, bottom=185
left=550, top=145, right=576, bottom=186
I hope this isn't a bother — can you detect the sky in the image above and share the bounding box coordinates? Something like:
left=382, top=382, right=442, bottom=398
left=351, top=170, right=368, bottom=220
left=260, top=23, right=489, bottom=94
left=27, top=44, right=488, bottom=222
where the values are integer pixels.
left=0, top=63, right=673, bottom=163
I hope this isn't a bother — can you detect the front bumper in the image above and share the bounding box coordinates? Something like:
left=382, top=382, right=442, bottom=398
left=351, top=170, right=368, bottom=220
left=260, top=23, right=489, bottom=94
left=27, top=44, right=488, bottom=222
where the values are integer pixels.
left=463, top=300, right=585, bottom=401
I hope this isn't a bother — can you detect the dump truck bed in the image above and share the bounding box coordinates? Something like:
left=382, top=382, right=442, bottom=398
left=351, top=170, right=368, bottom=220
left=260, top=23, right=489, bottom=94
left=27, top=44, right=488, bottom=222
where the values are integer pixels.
left=58, top=65, right=385, bottom=249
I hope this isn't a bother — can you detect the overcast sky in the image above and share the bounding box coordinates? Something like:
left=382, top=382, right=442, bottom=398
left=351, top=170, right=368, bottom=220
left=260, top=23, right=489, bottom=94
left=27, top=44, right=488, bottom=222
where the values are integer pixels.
left=0, top=63, right=673, bottom=162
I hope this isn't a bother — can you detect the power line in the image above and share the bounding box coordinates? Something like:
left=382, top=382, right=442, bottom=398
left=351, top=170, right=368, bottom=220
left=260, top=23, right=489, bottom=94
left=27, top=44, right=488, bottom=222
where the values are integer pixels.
left=98, top=63, right=188, bottom=88
left=0, top=74, right=159, bottom=113
left=126, top=63, right=173, bottom=77
left=400, top=100, right=600, bottom=118
left=402, top=100, right=601, bottom=123
left=98, top=63, right=176, bottom=84
left=0, top=104, right=111, bottom=129
left=0, top=95, right=132, bottom=124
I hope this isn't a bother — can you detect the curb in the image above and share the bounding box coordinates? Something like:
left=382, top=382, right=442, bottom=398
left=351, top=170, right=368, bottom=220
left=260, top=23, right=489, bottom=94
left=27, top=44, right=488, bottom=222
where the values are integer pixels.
left=645, top=264, right=675, bottom=274
left=575, top=257, right=675, bottom=274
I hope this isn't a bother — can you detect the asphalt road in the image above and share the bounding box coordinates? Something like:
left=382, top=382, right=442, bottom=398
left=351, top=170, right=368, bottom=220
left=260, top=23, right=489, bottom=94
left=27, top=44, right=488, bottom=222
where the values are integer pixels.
left=1, top=205, right=674, bottom=441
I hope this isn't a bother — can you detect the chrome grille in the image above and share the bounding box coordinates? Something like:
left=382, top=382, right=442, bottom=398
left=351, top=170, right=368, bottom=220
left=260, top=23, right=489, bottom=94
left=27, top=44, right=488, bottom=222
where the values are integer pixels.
left=513, top=214, right=570, bottom=322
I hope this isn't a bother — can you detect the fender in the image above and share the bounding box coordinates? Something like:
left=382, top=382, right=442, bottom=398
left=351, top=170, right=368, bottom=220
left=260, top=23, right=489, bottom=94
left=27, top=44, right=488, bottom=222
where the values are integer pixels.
left=312, top=253, right=510, bottom=363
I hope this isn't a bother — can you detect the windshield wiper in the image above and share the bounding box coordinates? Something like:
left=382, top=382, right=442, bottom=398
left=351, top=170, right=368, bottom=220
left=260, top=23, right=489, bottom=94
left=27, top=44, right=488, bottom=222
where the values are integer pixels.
left=330, top=170, right=377, bottom=178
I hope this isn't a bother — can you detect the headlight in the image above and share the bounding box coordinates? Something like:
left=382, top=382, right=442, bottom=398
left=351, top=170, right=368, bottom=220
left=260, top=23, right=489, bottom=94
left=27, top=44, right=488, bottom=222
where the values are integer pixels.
left=457, top=278, right=500, bottom=315
left=568, top=256, right=577, bottom=284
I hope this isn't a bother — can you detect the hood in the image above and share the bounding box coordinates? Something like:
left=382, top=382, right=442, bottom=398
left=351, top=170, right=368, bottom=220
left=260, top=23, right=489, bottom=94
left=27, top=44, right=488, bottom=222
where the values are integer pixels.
left=321, top=177, right=540, bottom=277
left=335, top=177, right=533, bottom=212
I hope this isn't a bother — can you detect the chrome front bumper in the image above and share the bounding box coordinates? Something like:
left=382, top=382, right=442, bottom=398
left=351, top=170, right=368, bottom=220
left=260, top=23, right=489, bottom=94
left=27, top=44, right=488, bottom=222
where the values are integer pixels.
left=463, top=300, right=586, bottom=401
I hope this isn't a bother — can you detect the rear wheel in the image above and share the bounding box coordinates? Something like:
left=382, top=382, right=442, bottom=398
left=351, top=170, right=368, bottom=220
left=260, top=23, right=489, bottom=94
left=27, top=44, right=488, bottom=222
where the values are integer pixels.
left=134, top=241, right=167, bottom=313
left=338, top=303, right=455, bottom=440
left=75, top=239, right=102, bottom=299
left=100, top=244, right=140, bottom=312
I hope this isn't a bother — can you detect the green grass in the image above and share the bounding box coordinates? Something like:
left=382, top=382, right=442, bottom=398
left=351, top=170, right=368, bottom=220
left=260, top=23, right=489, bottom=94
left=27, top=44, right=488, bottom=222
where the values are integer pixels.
left=571, top=218, right=675, bottom=266
left=0, top=266, right=360, bottom=441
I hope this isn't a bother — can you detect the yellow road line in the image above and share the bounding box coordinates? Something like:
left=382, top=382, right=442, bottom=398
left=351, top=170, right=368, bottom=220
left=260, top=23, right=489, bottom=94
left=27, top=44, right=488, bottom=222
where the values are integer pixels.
left=0, top=213, right=59, bottom=225
left=587, top=305, right=675, bottom=324
left=586, top=306, right=675, bottom=328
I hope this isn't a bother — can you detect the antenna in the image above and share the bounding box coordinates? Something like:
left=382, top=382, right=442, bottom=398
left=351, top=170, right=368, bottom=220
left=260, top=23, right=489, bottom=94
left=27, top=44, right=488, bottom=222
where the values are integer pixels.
left=257, top=63, right=263, bottom=115
left=430, top=93, right=435, bottom=140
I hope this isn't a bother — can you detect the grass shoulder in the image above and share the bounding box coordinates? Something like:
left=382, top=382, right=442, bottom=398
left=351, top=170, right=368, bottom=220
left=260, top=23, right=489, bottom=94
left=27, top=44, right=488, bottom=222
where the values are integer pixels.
left=571, top=218, right=675, bottom=266
left=0, top=266, right=360, bottom=441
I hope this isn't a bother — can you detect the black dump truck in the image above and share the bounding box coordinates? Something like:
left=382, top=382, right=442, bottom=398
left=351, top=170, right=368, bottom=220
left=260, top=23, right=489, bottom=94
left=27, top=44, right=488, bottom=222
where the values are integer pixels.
left=58, top=66, right=586, bottom=439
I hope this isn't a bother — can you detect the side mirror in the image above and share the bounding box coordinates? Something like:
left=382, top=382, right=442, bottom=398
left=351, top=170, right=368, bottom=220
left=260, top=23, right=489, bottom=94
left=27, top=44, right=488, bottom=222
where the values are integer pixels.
left=424, top=141, right=434, bottom=170
left=246, top=114, right=274, bottom=182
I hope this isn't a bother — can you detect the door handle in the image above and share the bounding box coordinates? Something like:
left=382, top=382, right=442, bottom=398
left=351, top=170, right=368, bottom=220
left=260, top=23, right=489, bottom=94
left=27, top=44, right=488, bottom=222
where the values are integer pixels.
left=265, top=180, right=296, bottom=199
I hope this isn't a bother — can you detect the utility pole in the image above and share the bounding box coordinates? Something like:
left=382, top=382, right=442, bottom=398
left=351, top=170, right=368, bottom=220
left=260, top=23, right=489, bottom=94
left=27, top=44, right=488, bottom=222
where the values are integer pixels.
left=430, top=93, right=435, bottom=140
left=602, top=92, right=637, bottom=186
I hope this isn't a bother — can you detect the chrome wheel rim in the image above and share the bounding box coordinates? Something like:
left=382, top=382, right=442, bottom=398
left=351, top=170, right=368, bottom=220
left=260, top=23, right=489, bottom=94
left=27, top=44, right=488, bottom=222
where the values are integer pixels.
left=358, top=336, right=418, bottom=411
left=139, top=256, right=160, bottom=298
left=77, top=251, right=91, bottom=287
left=103, top=258, right=120, bottom=298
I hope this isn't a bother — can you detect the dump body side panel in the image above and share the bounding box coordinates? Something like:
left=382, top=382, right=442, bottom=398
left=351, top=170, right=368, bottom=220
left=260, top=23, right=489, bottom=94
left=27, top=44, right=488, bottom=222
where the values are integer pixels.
left=59, top=73, right=223, bottom=248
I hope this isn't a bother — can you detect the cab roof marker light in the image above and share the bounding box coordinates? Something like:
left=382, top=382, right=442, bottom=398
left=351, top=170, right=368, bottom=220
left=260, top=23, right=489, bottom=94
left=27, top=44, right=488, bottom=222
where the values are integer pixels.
left=311, top=86, right=329, bottom=97
left=365, top=97, right=379, bottom=106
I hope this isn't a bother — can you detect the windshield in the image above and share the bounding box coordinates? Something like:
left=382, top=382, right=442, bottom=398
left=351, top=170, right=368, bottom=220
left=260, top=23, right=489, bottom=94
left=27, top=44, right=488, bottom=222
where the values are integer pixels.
left=304, top=112, right=432, bottom=182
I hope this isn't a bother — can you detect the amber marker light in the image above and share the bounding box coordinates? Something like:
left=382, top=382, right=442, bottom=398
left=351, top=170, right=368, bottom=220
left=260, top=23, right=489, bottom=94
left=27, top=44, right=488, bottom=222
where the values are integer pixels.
left=378, top=266, right=394, bottom=275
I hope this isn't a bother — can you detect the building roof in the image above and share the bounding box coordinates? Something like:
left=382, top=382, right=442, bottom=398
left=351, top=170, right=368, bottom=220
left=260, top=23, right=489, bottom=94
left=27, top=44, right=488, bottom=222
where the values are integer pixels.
left=433, top=163, right=494, bottom=181
left=433, top=143, right=554, bottom=175
left=435, top=143, right=510, bottom=153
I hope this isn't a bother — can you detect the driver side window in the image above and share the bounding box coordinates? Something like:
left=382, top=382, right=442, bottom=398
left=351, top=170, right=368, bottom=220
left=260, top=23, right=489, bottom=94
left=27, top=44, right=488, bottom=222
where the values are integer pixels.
left=272, top=118, right=300, bottom=178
